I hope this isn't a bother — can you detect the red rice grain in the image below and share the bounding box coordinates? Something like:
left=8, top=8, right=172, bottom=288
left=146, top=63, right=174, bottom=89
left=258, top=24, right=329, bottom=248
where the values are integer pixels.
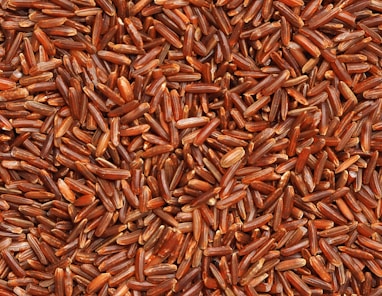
left=0, top=0, right=380, bottom=295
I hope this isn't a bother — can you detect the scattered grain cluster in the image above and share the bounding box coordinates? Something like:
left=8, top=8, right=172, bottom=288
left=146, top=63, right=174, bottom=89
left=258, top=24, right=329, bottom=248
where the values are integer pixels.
left=0, top=0, right=382, bottom=295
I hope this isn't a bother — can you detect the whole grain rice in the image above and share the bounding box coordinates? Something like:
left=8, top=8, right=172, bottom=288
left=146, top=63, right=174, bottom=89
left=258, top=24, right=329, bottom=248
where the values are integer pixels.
left=0, top=0, right=381, bottom=295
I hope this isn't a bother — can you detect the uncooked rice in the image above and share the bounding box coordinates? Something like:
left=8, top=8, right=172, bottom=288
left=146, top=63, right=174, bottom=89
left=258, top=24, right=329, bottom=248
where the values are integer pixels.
left=0, top=0, right=382, bottom=295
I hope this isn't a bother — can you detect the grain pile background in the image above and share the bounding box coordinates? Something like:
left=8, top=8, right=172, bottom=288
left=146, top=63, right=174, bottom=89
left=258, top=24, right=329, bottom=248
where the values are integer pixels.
left=0, top=0, right=382, bottom=295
